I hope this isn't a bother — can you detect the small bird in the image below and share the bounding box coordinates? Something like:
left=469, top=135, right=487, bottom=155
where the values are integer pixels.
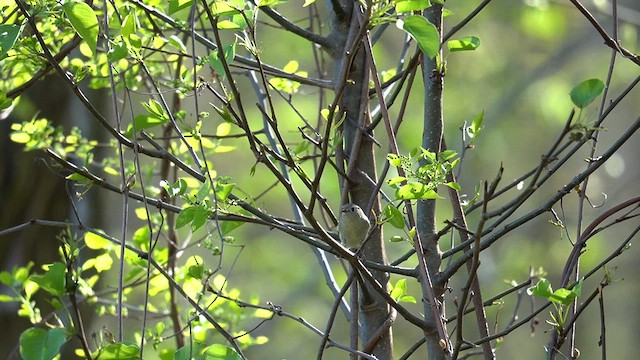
left=338, top=203, right=371, bottom=249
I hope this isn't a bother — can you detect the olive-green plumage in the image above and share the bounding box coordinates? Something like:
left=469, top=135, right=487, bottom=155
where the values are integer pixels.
left=338, top=203, right=371, bottom=249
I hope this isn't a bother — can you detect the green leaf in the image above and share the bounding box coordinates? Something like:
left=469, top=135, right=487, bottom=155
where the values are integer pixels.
left=387, top=176, right=407, bottom=186
left=390, top=279, right=415, bottom=303
left=0, top=270, right=12, bottom=286
left=187, top=263, right=204, bottom=279
left=84, top=231, right=111, bottom=250
left=127, top=114, right=168, bottom=135
left=440, top=149, right=457, bottom=161
left=175, top=342, right=206, bottom=360
left=396, top=182, right=442, bottom=200
left=0, top=294, right=16, bottom=302
left=121, top=11, right=137, bottom=38
left=142, top=99, right=167, bottom=119
left=395, top=0, right=431, bottom=13
left=168, top=35, right=187, bottom=53
left=176, top=206, right=197, bottom=229
left=444, top=182, right=461, bottom=191
left=390, top=279, right=407, bottom=301
left=63, top=1, right=99, bottom=56
left=176, top=205, right=211, bottom=231
left=570, top=78, right=605, bottom=109
left=93, top=253, right=113, bottom=273
left=468, top=110, right=484, bottom=140
left=399, top=15, right=440, bottom=59
left=202, top=344, right=242, bottom=360
left=399, top=295, right=416, bottom=303
left=191, top=206, right=210, bottom=231
left=447, top=36, right=481, bottom=52
left=19, top=328, right=67, bottom=360
left=0, top=24, right=22, bottom=60
left=132, top=226, right=151, bottom=251
left=211, top=1, right=243, bottom=17
left=160, top=178, right=187, bottom=197
left=549, top=288, right=573, bottom=306
left=91, top=342, right=140, bottom=359
left=107, top=39, right=128, bottom=62
left=208, top=43, right=236, bottom=77
left=216, top=122, right=232, bottom=136
left=383, top=204, right=405, bottom=229
left=30, top=262, right=66, bottom=297
left=258, top=0, right=281, bottom=6
left=387, top=153, right=402, bottom=167
left=196, top=180, right=211, bottom=202
left=65, top=172, right=90, bottom=182
left=168, top=0, right=194, bottom=14
left=215, top=182, right=235, bottom=201
left=527, top=278, right=553, bottom=298
left=549, top=279, right=583, bottom=306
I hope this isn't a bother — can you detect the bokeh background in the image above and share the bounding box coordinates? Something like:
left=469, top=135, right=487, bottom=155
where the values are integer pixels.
left=1, top=0, right=639, bottom=358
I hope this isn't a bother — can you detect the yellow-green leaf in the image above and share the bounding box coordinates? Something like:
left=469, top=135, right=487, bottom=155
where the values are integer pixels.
left=85, top=232, right=111, bottom=250
left=63, top=1, right=99, bottom=56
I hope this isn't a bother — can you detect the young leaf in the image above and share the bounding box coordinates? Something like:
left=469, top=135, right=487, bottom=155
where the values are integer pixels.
left=125, top=115, right=166, bottom=136
left=30, top=262, right=66, bottom=297
left=383, top=204, right=405, bottom=229
left=468, top=110, right=484, bottom=140
left=395, top=0, right=431, bottom=13
left=447, top=36, right=481, bottom=52
left=527, top=278, right=553, bottom=298
left=191, top=205, right=211, bottom=231
left=90, top=342, right=140, bottom=359
left=168, top=0, right=194, bottom=14
left=176, top=206, right=198, bottom=229
left=387, top=154, right=403, bottom=167
left=215, top=182, right=235, bottom=201
left=84, top=231, right=111, bottom=250
left=208, top=43, right=236, bottom=77
left=570, top=79, right=605, bottom=109
left=396, top=182, right=441, bottom=200
left=63, top=1, right=99, bottom=56
left=398, top=16, right=440, bottom=60
left=202, top=343, right=242, bottom=360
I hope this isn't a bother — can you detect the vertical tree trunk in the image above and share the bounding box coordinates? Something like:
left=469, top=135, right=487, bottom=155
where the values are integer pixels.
left=329, top=1, right=393, bottom=358
left=418, top=5, right=448, bottom=360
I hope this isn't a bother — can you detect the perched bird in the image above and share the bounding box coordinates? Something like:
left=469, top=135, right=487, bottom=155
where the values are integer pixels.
left=338, top=203, right=371, bottom=249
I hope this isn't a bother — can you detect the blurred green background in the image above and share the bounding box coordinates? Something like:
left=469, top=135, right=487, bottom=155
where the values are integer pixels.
left=1, top=0, right=639, bottom=358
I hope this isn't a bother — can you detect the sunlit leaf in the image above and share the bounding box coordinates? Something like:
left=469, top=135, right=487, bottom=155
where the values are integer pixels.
left=398, top=16, right=440, bottom=59
left=447, top=36, right=481, bottom=52
left=63, top=1, right=99, bottom=56
left=216, top=122, right=232, bottom=136
left=395, top=0, right=431, bottom=13
left=84, top=232, right=111, bottom=250
left=168, top=0, right=194, bottom=14
left=202, top=344, right=242, bottom=360
left=396, top=182, right=442, bottom=200
left=90, top=342, right=140, bottom=359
